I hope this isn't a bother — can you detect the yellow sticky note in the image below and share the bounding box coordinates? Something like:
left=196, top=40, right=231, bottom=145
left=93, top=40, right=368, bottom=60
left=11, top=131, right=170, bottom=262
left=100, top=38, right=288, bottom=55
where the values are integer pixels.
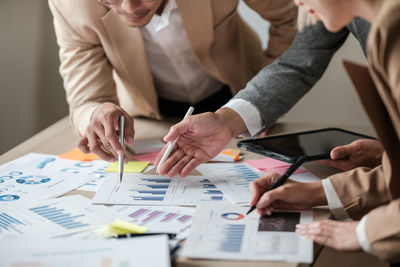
left=94, top=220, right=148, bottom=238
left=110, top=219, right=147, bottom=234
left=105, top=161, right=150, bottom=173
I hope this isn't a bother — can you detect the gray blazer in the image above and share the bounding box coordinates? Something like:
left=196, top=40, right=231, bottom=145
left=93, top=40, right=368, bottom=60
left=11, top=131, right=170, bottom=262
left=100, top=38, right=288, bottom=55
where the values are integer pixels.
left=233, top=18, right=371, bottom=129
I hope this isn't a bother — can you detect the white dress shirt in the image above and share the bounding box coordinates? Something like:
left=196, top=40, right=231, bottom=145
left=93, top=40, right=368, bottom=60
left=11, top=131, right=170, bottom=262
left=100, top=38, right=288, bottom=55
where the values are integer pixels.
left=141, top=0, right=224, bottom=104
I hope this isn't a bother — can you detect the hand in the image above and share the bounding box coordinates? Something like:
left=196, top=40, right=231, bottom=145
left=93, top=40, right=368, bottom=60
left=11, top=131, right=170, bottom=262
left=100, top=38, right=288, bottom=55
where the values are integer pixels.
left=319, top=139, right=383, bottom=171
left=155, top=108, right=247, bottom=177
left=296, top=220, right=361, bottom=251
left=78, top=102, right=134, bottom=162
left=250, top=172, right=327, bottom=215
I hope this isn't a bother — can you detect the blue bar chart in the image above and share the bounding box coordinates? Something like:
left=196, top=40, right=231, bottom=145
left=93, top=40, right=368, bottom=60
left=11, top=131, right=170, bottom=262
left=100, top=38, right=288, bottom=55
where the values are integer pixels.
left=93, top=173, right=230, bottom=205
left=131, top=178, right=171, bottom=202
left=197, top=163, right=264, bottom=204
left=29, top=205, right=90, bottom=230
left=219, top=224, right=245, bottom=253
left=0, top=212, right=25, bottom=234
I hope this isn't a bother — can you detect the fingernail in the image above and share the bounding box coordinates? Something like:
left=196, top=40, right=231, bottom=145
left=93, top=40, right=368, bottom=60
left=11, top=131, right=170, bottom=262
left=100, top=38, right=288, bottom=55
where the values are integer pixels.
left=127, top=136, right=134, bottom=145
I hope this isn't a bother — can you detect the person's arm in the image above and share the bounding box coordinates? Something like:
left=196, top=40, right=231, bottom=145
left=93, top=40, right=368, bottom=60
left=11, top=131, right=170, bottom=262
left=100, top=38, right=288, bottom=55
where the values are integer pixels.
left=243, top=0, right=298, bottom=65
left=157, top=22, right=351, bottom=176
left=49, top=0, right=134, bottom=161
left=358, top=5, right=400, bottom=262
left=328, top=164, right=390, bottom=220
left=231, top=21, right=350, bottom=131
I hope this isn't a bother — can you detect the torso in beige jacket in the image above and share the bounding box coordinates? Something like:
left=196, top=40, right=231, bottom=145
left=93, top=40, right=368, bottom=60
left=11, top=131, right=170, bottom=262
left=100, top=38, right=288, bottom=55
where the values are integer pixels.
left=49, top=0, right=297, bottom=135
left=329, top=0, right=400, bottom=261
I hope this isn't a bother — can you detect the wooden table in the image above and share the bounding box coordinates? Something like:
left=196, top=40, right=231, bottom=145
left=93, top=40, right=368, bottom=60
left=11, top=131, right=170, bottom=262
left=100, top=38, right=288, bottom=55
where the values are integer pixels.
left=0, top=117, right=388, bottom=267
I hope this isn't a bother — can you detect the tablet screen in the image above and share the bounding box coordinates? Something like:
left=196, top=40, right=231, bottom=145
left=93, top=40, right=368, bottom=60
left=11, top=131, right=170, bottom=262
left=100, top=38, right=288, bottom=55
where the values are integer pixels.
left=238, top=128, right=374, bottom=162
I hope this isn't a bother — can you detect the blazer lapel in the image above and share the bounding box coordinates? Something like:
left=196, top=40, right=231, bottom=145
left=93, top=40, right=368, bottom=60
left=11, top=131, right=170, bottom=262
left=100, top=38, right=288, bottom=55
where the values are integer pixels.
left=101, top=10, right=157, bottom=108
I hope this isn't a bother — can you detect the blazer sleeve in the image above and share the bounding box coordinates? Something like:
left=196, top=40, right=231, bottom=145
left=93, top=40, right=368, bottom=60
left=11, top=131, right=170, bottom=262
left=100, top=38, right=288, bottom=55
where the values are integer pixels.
left=231, top=22, right=350, bottom=129
left=364, top=199, right=400, bottom=262
left=243, top=0, right=298, bottom=65
left=49, top=0, right=119, bottom=136
left=328, top=161, right=391, bottom=220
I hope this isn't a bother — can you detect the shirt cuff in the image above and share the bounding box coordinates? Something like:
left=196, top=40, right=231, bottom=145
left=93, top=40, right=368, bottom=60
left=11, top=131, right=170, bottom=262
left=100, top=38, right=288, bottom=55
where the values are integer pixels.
left=356, top=215, right=373, bottom=253
left=322, top=179, right=350, bottom=220
left=222, top=99, right=263, bottom=137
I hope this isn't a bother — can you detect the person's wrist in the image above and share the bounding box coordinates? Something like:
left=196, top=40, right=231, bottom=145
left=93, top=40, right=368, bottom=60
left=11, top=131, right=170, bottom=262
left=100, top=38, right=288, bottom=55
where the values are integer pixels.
left=308, top=181, right=328, bottom=206
left=215, top=108, right=248, bottom=138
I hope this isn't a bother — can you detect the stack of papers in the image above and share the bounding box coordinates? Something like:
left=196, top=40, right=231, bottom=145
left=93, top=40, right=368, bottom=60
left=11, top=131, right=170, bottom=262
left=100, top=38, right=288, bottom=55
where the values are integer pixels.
left=0, top=235, right=170, bottom=267
left=182, top=205, right=313, bottom=263
left=0, top=195, right=117, bottom=238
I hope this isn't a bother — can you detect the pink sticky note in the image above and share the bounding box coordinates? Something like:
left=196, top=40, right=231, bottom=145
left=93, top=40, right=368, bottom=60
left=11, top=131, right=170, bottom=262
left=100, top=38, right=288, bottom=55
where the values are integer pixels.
left=132, top=151, right=160, bottom=165
left=245, top=158, right=291, bottom=169
left=266, top=166, right=307, bottom=176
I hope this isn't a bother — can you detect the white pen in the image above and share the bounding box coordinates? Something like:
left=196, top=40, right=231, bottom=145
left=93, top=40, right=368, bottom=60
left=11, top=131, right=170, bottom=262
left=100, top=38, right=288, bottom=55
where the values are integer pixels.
left=157, top=106, right=194, bottom=174
left=118, top=115, right=125, bottom=184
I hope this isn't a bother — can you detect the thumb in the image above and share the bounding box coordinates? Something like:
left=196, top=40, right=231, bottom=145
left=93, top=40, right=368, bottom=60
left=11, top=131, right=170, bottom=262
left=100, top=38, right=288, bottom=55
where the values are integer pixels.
left=164, top=118, right=191, bottom=142
left=330, top=144, right=353, bottom=160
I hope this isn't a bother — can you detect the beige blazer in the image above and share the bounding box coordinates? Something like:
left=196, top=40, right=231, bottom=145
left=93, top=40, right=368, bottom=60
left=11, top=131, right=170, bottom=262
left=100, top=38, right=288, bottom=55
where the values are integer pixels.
left=328, top=0, right=400, bottom=262
left=49, top=0, right=298, bottom=135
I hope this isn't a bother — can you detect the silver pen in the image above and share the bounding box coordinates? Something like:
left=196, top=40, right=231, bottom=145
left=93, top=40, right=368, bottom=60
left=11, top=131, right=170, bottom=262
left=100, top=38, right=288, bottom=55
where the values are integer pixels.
left=118, top=115, right=125, bottom=184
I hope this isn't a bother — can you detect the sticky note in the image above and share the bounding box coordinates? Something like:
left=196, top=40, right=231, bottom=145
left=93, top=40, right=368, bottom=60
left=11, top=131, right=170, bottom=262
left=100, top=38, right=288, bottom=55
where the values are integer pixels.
left=94, top=220, right=148, bottom=237
left=105, top=161, right=149, bottom=173
left=60, top=147, right=99, bottom=161
left=261, top=166, right=307, bottom=175
left=245, top=158, right=291, bottom=169
left=245, top=158, right=307, bottom=175
left=221, top=149, right=241, bottom=161
left=132, top=152, right=160, bottom=165
left=210, top=149, right=242, bottom=162
left=109, top=219, right=147, bottom=234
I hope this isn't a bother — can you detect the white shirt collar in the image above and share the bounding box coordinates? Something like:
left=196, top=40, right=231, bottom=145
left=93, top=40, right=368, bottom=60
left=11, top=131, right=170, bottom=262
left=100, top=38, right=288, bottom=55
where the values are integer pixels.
left=146, top=0, right=177, bottom=33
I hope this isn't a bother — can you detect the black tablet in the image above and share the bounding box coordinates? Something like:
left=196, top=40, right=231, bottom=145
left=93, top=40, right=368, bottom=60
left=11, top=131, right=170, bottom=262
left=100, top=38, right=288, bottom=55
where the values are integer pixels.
left=237, top=128, right=375, bottom=163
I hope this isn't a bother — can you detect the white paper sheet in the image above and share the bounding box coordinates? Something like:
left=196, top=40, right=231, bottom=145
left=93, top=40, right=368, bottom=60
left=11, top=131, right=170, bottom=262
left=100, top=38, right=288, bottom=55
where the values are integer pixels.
left=0, top=164, right=93, bottom=205
left=0, top=235, right=170, bottom=267
left=0, top=195, right=117, bottom=238
left=197, top=163, right=320, bottom=205
left=92, top=173, right=231, bottom=205
left=181, top=205, right=313, bottom=263
left=8, top=153, right=110, bottom=192
left=111, top=205, right=195, bottom=239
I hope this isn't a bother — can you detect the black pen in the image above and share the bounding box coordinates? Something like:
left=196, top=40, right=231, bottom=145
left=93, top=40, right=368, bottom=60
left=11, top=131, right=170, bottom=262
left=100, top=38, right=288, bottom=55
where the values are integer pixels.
left=246, top=155, right=307, bottom=215
left=113, top=232, right=177, bottom=239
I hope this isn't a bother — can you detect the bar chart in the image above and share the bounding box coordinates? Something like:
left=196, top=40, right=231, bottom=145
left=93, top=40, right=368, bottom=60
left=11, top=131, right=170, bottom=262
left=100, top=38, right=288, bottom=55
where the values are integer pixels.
left=111, top=205, right=195, bottom=238
left=0, top=212, right=25, bottom=234
left=127, top=207, right=193, bottom=226
left=219, top=224, right=245, bottom=253
left=29, top=205, right=90, bottom=230
left=197, top=163, right=264, bottom=204
left=93, top=173, right=230, bottom=205
left=131, top=178, right=171, bottom=202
